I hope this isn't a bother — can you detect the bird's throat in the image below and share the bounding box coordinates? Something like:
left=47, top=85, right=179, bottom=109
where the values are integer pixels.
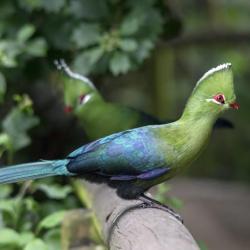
left=174, top=115, right=215, bottom=169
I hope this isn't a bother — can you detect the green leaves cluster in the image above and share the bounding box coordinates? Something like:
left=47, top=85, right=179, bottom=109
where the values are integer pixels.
left=0, top=94, right=39, bottom=162
left=0, top=179, right=78, bottom=250
left=0, top=24, right=47, bottom=68
left=71, top=0, right=164, bottom=75
left=0, top=0, right=173, bottom=77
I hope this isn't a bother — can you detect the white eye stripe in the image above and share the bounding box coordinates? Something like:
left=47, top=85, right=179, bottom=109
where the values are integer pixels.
left=81, top=94, right=91, bottom=104
left=206, top=98, right=223, bottom=105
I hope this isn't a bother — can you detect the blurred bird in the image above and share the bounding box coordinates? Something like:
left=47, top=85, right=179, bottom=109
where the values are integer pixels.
left=0, top=63, right=238, bottom=221
left=55, top=59, right=233, bottom=141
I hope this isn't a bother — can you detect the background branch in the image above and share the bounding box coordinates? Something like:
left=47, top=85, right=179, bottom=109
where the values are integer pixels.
left=163, top=30, right=250, bottom=47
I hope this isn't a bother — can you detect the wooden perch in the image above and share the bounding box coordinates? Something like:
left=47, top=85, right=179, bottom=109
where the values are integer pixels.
left=82, top=181, right=199, bottom=250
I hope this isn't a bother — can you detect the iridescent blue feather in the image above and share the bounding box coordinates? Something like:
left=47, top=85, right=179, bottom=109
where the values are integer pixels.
left=66, top=128, right=168, bottom=178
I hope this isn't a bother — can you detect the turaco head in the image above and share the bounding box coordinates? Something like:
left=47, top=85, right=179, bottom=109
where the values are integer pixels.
left=182, top=63, right=239, bottom=120
left=63, top=76, right=97, bottom=113
left=56, top=59, right=103, bottom=113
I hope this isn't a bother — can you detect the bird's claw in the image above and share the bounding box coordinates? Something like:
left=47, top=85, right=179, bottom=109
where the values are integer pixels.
left=139, top=202, right=150, bottom=209
left=138, top=195, right=183, bottom=223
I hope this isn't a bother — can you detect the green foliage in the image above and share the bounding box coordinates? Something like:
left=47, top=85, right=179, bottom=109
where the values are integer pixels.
left=0, top=0, right=171, bottom=76
left=110, top=52, right=131, bottom=75
left=0, top=23, right=47, bottom=68
left=38, top=211, right=66, bottom=232
left=71, top=0, right=165, bottom=75
left=24, top=239, right=48, bottom=250
left=0, top=228, right=49, bottom=250
left=0, top=228, right=23, bottom=248
left=198, top=240, right=208, bottom=250
left=0, top=94, right=39, bottom=162
left=0, top=71, right=6, bottom=102
left=33, top=183, right=72, bottom=199
left=0, top=179, right=80, bottom=250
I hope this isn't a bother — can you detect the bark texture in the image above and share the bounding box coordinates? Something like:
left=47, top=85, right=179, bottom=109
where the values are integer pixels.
left=84, top=182, right=199, bottom=250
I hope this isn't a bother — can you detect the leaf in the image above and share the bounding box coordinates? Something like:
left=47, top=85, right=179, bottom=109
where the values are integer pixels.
left=72, top=23, right=101, bottom=48
left=140, top=9, right=163, bottom=40
left=2, top=105, right=39, bottom=151
left=24, top=197, right=38, bottom=213
left=19, top=232, right=35, bottom=246
left=118, top=38, right=138, bottom=52
left=72, top=48, right=103, bottom=75
left=126, top=0, right=156, bottom=8
left=25, top=38, right=47, bottom=56
left=120, top=5, right=149, bottom=36
left=120, top=16, right=140, bottom=36
left=17, top=24, right=35, bottom=42
left=40, top=0, right=65, bottom=13
left=38, top=211, right=66, bottom=231
left=134, top=39, right=154, bottom=63
left=110, top=52, right=131, bottom=75
left=69, top=0, right=108, bottom=20
left=0, top=41, right=18, bottom=67
left=198, top=241, right=208, bottom=250
left=36, top=184, right=72, bottom=199
left=41, top=18, right=73, bottom=50
left=18, top=0, right=42, bottom=11
left=43, top=228, right=61, bottom=250
left=0, top=71, right=6, bottom=102
left=0, top=199, right=16, bottom=218
left=168, top=197, right=183, bottom=209
left=73, top=53, right=93, bottom=75
left=24, top=239, right=48, bottom=250
left=0, top=133, right=11, bottom=156
left=0, top=228, right=21, bottom=246
left=0, top=185, right=13, bottom=199
left=87, top=47, right=104, bottom=65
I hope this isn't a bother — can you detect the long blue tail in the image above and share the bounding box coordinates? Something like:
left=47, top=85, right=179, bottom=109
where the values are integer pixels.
left=0, top=160, right=73, bottom=184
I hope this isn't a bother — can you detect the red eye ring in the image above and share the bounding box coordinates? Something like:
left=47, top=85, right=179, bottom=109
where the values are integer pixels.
left=79, top=94, right=86, bottom=104
left=214, top=94, right=225, bottom=104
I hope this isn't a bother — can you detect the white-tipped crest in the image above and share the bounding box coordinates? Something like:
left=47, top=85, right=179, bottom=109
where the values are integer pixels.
left=196, top=63, right=231, bottom=86
left=55, top=59, right=96, bottom=90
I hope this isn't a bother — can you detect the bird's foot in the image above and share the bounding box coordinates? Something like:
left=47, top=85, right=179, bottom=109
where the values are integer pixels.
left=138, top=194, right=183, bottom=223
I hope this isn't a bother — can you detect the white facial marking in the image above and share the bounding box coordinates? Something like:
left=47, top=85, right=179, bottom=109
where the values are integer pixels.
left=81, top=94, right=91, bottom=104
left=206, top=98, right=222, bottom=105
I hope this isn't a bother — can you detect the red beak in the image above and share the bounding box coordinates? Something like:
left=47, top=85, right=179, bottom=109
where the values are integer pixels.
left=64, top=105, right=73, bottom=113
left=229, top=102, right=239, bottom=110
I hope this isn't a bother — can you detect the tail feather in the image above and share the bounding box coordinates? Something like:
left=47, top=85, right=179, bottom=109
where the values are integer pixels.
left=0, top=160, right=72, bottom=184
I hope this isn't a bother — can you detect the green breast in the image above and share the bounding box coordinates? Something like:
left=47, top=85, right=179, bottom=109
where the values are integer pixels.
left=156, top=118, right=213, bottom=172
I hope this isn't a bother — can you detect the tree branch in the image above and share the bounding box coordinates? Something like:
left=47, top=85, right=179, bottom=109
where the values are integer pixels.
left=82, top=181, right=199, bottom=250
left=163, top=30, right=250, bottom=47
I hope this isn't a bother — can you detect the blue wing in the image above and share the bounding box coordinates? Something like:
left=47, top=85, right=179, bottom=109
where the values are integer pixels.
left=68, top=130, right=132, bottom=158
left=66, top=127, right=169, bottom=180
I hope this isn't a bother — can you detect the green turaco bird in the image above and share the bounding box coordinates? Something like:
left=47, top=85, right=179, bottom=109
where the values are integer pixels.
left=55, top=59, right=161, bottom=140
left=0, top=63, right=238, bottom=221
left=55, top=59, right=233, bottom=141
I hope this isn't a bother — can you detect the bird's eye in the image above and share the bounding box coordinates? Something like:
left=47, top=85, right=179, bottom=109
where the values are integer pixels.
left=79, top=94, right=86, bottom=104
left=213, top=94, right=225, bottom=104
